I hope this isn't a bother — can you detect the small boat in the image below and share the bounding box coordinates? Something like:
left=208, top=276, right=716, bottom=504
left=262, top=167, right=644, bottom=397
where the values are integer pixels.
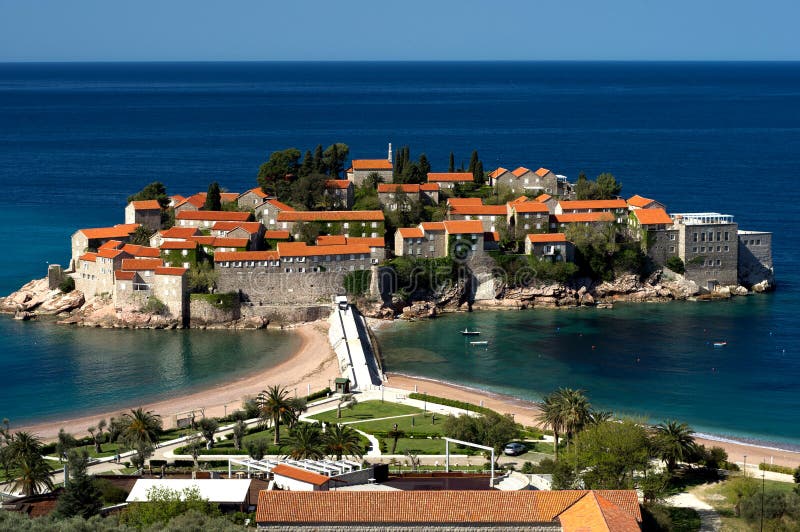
left=461, top=329, right=481, bottom=336
left=470, top=341, right=489, bottom=346
left=713, top=341, right=727, bottom=347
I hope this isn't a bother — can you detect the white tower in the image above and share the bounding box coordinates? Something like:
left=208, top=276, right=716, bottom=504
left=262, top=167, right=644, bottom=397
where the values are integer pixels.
left=388, top=142, right=393, bottom=163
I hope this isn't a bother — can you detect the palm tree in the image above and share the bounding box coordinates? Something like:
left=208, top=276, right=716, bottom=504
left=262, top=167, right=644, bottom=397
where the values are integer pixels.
left=541, top=392, right=565, bottom=460
left=654, top=420, right=695, bottom=473
left=558, top=388, right=592, bottom=452
left=589, top=410, right=614, bottom=425
left=324, top=424, right=363, bottom=460
left=119, top=408, right=162, bottom=470
left=12, top=453, right=54, bottom=496
left=284, top=423, right=325, bottom=460
left=257, top=385, right=298, bottom=444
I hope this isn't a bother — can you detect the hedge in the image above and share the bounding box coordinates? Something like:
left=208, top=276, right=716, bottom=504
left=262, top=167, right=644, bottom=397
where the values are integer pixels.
left=758, top=462, right=796, bottom=475
left=408, top=393, right=496, bottom=416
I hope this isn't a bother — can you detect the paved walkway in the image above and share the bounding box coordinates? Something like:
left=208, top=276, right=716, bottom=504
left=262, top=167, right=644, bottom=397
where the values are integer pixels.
left=667, top=491, right=721, bottom=532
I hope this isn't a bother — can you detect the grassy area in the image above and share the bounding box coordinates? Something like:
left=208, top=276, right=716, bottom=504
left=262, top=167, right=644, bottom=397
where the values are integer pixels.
left=694, top=476, right=798, bottom=531
left=642, top=503, right=701, bottom=532
left=175, top=427, right=280, bottom=456
left=311, top=400, right=424, bottom=424
left=383, top=437, right=448, bottom=455
left=354, top=412, right=448, bottom=436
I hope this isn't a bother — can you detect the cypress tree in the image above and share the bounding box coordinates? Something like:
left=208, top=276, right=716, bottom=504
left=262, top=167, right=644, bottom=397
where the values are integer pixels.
left=473, top=160, right=485, bottom=186
left=204, top=182, right=222, bottom=211
left=418, top=153, right=431, bottom=176
left=299, top=150, right=313, bottom=177
left=448, top=152, right=455, bottom=173
left=468, top=150, right=479, bottom=174
left=312, top=144, right=324, bottom=174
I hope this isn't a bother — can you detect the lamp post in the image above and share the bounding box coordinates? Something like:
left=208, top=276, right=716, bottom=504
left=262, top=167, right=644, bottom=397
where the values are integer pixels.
left=743, top=454, right=747, bottom=478
left=423, top=392, right=427, bottom=413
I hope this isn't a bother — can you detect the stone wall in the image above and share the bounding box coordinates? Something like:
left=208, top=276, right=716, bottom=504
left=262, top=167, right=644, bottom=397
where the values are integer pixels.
left=738, top=231, right=773, bottom=287
left=189, top=294, right=241, bottom=326
left=47, top=264, right=64, bottom=290
left=217, top=269, right=346, bottom=305
left=240, top=303, right=331, bottom=326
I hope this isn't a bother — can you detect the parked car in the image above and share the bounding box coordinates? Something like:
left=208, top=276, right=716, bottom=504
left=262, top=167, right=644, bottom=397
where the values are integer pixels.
left=503, top=442, right=526, bottom=456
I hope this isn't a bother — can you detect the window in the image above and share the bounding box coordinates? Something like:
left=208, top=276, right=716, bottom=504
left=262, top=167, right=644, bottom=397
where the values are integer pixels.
left=183, top=262, right=189, bottom=269
left=756, top=239, right=761, bottom=245
left=693, top=233, right=698, bottom=242
left=716, top=246, right=721, bottom=252
left=669, top=246, right=675, bottom=253
left=299, top=267, right=305, bottom=273
left=701, top=233, right=706, bottom=242
left=717, top=232, right=721, bottom=241
left=700, top=247, right=705, bottom=252
left=524, top=224, right=530, bottom=230
left=285, top=257, right=293, bottom=263
left=724, top=246, right=729, bottom=252
left=429, top=245, right=435, bottom=252
left=343, top=222, right=349, bottom=229
left=670, top=233, right=676, bottom=240
left=144, top=271, right=151, bottom=277
left=724, top=231, right=729, bottom=241
left=371, top=222, right=378, bottom=228
left=716, top=259, right=721, bottom=266
left=297, top=257, right=305, bottom=263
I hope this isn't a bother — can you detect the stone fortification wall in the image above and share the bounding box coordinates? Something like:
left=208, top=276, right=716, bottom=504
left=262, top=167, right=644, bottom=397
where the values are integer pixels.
left=240, top=303, right=330, bottom=326
left=189, top=295, right=241, bottom=326
left=217, top=270, right=346, bottom=305
left=738, top=231, right=773, bottom=287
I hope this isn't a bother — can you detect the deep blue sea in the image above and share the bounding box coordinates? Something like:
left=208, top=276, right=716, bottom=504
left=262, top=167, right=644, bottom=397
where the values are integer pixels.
left=0, top=62, right=798, bottom=443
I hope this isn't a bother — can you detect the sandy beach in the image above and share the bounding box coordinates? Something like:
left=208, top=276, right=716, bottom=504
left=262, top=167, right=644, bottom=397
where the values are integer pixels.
left=17, top=320, right=339, bottom=440
left=384, top=373, right=800, bottom=469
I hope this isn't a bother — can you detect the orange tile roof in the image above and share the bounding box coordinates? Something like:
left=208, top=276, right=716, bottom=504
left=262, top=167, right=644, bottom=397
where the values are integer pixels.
left=447, top=197, right=483, bottom=207
left=420, top=222, right=446, bottom=231
left=264, top=230, right=291, bottom=240
left=159, top=227, right=201, bottom=239
left=346, top=237, right=385, bottom=248
left=175, top=193, right=206, bottom=209
left=377, top=183, right=420, bottom=193
left=419, top=183, right=440, bottom=192
left=243, top=187, right=269, bottom=199
left=558, top=199, right=627, bottom=211
left=554, top=212, right=615, bottom=223
left=627, top=194, right=657, bottom=208
left=129, top=199, right=162, bottom=210
left=214, top=250, right=280, bottom=262
left=220, top=192, right=239, bottom=203
left=512, top=201, right=550, bottom=214
left=512, top=166, right=532, bottom=177
left=427, top=172, right=473, bottom=182
left=325, top=179, right=352, bottom=190
left=97, top=248, right=126, bottom=259
left=488, top=167, right=509, bottom=178
left=511, top=195, right=529, bottom=203
left=316, top=235, right=347, bottom=246
left=528, top=232, right=567, bottom=243
left=270, top=464, right=330, bottom=486
left=277, top=242, right=371, bottom=257
left=154, top=266, right=188, bottom=276
left=255, top=490, right=641, bottom=525
left=449, top=204, right=507, bottom=216
left=170, top=194, right=186, bottom=204
left=98, top=240, right=123, bottom=250
left=114, top=271, right=135, bottom=280
left=398, top=227, right=424, bottom=238
left=176, top=210, right=251, bottom=222
left=189, top=236, right=249, bottom=248
left=558, top=492, right=642, bottom=532
left=78, top=224, right=140, bottom=240
left=79, top=252, right=97, bottom=262
left=484, top=231, right=500, bottom=242
left=633, top=207, right=673, bottom=225
left=121, top=244, right=161, bottom=258
left=535, top=167, right=551, bottom=177
left=443, top=220, right=484, bottom=234
left=536, top=193, right=552, bottom=202
left=277, top=210, right=384, bottom=222
left=120, top=258, right=163, bottom=271
left=352, top=159, right=393, bottom=170
left=159, top=240, right=198, bottom=250
left=264, top=198, right=295, bottom=212
left=212, top=221, right=263, bottom=234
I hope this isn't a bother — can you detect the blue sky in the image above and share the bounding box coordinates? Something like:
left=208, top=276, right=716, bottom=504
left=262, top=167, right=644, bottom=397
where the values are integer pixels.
left=0, top=0, right=797, bottom=61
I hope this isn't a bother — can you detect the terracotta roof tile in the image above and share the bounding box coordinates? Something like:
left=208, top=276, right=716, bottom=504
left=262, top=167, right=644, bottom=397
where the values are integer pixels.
left=447, top=197, right=483, bottom=207
left=98, top=240, right=124, bottom=250
left=346, top=237, right=385, bottom=248
left=511, top=195, right=529, bottom=203
left=264, top=199, right=295, bottom=212
left=536, top=193, right=553, bottom=202
left=427, top=172, right=473, bottom=182
left=271, top=464, right=331, bottom=486
left=212, top=221, right=263, bottom=234
left=264, top=230, right=291, bottom=240
left=420, top=222, right=446, bottom=231
left=129, top=199, right=162, bottom=210
left=79, top=252, right=97, bottom=262
left=214, top=251, right=280, bottom=262
left=120, top=258, right=163, bottom=271
left=443, top=220, right=484, bottom=234
left=627, top=194, right=657, bottom=208
left=277, top=242, right=371, bottom=257
left=352, top=159, right=393, bottom=170
left=398, top=227, right=424, bottom=238
left=528, top=233, right=567, bottom=243
left=176, top=211, right=251, bottom=222
left=535, top=167, right=551, bottom=177
left=154, top=267, right=187, bottom=276
left=220, top=192, right=239, bottom=203
left=121, top=244, right=161, bottom=258
left=419, top=183, right=440, bottom=192
left=489, top=167, right=509, bottom=178
left=114, top=271, right=135, bottom=280
left=316, top=235, right=347, bottom=246
left=377, top=183, right=421, bottom=193
left=159, top=227, right=201, bottom=239
left=512, top=166, right=532, bottom=177
left=188, top=236, right=249, bottom=248
left=78, top=224, right=140, bottom=240
left=325, top=179, right=352, bottom=190
left=96, top=248, right=126, bottom=259
left=449, top=204, right=507, bottom=216
left=243, top=187, right=269, bottom=199
left=512, top=201, right=550, bottom=214
left=175, top=194, right=206, bottom=209
left=159, top=240, right=198, bottom=250
left=277, top=210, right=384, bottom=222
left=558, top=492, right=641, bottom=532
left=553, top=212, right=615, bottom=223
left=633, top=208, right=673, bottom=225
left=558, top=199, right=627, bottom=211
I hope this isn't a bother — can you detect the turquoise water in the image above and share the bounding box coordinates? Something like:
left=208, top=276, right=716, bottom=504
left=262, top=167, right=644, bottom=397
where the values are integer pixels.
left=0, top=318, right=300, bottom=426
left=376, top=295, right=800, bottom=448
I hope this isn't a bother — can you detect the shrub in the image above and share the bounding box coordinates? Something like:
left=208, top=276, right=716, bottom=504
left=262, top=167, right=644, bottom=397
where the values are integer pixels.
left=344, top=270, right=372, bottom=296
left=190, top=292, right=237, bottom=311
left=141, top=296, right=168, bottom=316
left=95, top=478, right=129, bottom=504
left=408, top=393, right=495, bottom=416
left=759, top=462, right=795, bottom=475
left=59, top=276, right=75, bottom=293
left=739, top=492, right=800, bottom=522
left=149, top=460, right=167, bottom=469
left=521, top=461, right=534, bottom=474
left=306, top=388, right=331, bottom=402
left=665, top=256, right=685, bottom=274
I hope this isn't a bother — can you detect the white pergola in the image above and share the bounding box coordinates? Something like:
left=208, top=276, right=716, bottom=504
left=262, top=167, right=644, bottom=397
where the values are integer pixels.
left=443, top=437, right=495, bottom=488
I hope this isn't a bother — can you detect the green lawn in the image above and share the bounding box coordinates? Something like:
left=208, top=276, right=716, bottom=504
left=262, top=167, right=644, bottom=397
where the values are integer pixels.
left=383, top=437, right=448, bottom=455
left=695, top=476, right=799, bottom=531
left=353, top=413, right=449, bottom=436
left=311, top=400, right=424, bottom=424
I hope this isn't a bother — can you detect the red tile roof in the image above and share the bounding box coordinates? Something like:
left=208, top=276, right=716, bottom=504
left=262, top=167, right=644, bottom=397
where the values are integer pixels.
left=377, top=183, right=421, bottom=193
left=212, top=221, right=264, bottom=234
left=79, top=252, right=97, bottom=262
left=443, top=220, right=484, bottom=234
left=484, top=231, right=500, bottom=242
left=214, top=251, right=280, bottom=262
left=420, top=222, right=446, bottom=231
left=175, top=194, right=206, bottom=209
left=633, top=208, right=673, bottom=225
left=346, top=237, right=385, bottom=248
left=512, top=201, right=549, bottom=214
left=129, top=199, right=162, bottom=210
left=97, top=248, right=126, bottom=259
left=325, top=179, right=352, bottom=190
left=535, top=167, right=551, bottom=177
left=352, top=159, right=392, bottom=170
left=120, top=258, right=163, bottom=271
left=536, top=193, right=553, bottom=202
left=277, top=242, right=371, bottom=257
left=159, top=240, right=198, bottom=250
left=488, top=167, right=509, bottom=178
left=627, top=194, right=657, bottom=208
left=554, top=212, right=615, bottom=223
left=316, top=235, right=347, bottom=246
left=78, top=224, right=140, bottom=240
left=220, top=192, right=239, bottom=203
left=511, top=195, right=529, bottom=203
left=528, top=232, right=567, bottom=243
left=159, top=227, right=202, bottom=239
left=558, top=492, right=642, bottom=532
left=558, top=199, right=627, bottom=211
left=121, top=244, right=161, bottom=258
left=398, top=227, right=424, bottom=238
left=512, top=166, right=532, bottom=177
left=255, top=490, right=641, bottom=525
left=114, top=271, right=135, bottom=280
left=270, top=464, right=330, bottom=486
left=264, top=230, right=291, bottom=240
left=447, top=197, right=483, bottom=207
left=189, top=236, right=249, bottom=248
left=277, top=210, right=384, bottom=222
left=264, top=198, right=295, bottom=212
left=243, top=187, right=269, bottom=199
left=449, top=204, right=507, bottom=216
left=98, top=240, right=124, bottom=250
left=154, top=267, right=187, bottom=276
left=176, top=211, right=251, bottom=222
left=427, top=172, right=473, bottom=183
left=419, top=183, right=440, bottom=192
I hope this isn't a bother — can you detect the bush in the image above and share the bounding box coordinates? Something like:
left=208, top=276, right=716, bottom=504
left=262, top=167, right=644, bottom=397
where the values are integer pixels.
left=59, top=276, right=75, bottom=293
left=408, top=393, right=495, bottom=416
left=665, top=256, right=685, bottom=274
left=306, top=388, right=331, bottom=402
left=344, top=270, right=372, bottom=296
left=740, top=492, right=800, bottom=522
left=759, top=462, right=796, bottom=475
left=149, top=460, right=167, bottom=468
left=521, top=461, right=534, bottom=474
left=141, top=296, right=169, bottom=316
left=95, top=478, right=129, bottom=504
left=190, top=292, right=237, bottom=311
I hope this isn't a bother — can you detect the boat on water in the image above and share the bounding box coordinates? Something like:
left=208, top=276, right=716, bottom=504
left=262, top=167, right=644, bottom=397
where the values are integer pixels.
left=461, top=329, right=481, bottom=336
left=470, top=341, right=489, bottom=346
left=713, top=341, right=727, bottom=347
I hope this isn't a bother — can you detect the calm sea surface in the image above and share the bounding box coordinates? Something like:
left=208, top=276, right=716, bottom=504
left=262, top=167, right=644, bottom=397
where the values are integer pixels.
left=0, top=62, right=798, bottom=441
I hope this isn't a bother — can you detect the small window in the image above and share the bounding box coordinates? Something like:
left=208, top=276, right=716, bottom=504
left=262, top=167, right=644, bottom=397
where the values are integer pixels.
left=724, top=231, right=729, bottom=241
left=756, top=239, right=761, bottom=245
left=669, top=246, right=675, bottom=252
left=693, top=233, right=698, bottom=242
left=701, top=233, right=706, bottom=242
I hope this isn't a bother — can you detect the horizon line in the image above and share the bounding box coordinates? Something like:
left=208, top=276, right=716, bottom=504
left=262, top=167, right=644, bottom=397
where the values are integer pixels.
left=1, top=59, right=800, bottom=65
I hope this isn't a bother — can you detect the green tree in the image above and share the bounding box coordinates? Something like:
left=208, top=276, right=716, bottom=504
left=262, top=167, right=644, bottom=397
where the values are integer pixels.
left=323, top=143, right=350, bottom=178
left=204, top=182, right=222, bottom=211
left=387, top=423, right=406, bottom=454
left=87, top=419, right=107, bottom=455
left=289, top=172, right=328, bottom=210
left=119, top=408, right=163, bottom=471
left=558, top=389, right=592, bottom=452
left=127, top=181, right=170, bottom=209
left=246, top=439, right=269, bottom=461
left=56, top=428, right=77, bottom=462
left=7, top=431, right=53, bottom=496
left=257, top=148, right=301, bottom=193
left=198, top=418, right=219, bottom=449
left=448, top=152, right=455, bottom=173
left=468, top=150, right=479, bottom=174
left=298, top=149, right=314, bottom=177
left=312, top=144, right=325, bottom=174
left=55, top=449, right=102, bottom=519
left=596, top=172, right=623, bottom=199
left=283, top=423, right=325, bottom=460
left=324, top=424, right=364, bottom=460
left=473, top=159, right=485, bottom=186
left=257, top=385, right=298, bottom=444
left=186, top=262, right=218, bottom=293
left=666, top=256, right=685, bottom=274
left=129, top=225, right=154, bottom=246
left=418, top=153, right=431, bottom=176
left=653, top=420, right=695, bottom=473
left=296, top=221, right=323, bottom=245
left=541, top=391, right=566, bottom=460
left=442, top=411, right=519, bottom=454
left=232, top=420, right=246, bottom=451
left=120, top=485, right=221, bottom=529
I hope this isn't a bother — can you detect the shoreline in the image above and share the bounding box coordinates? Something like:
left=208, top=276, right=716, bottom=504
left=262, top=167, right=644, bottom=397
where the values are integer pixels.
left=16, top=320, right=339, bottom=441
left=384, top=372, right=800, bottom=469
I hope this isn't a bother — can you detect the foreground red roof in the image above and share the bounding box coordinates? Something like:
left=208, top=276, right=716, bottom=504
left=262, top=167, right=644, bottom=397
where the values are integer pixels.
left=377, top=183, right=421, bottom=193
left=397, top=227, right=424, bottom=238
left=120, top=258, right=163, bottom=271
left=535, top=167, right=552, bottom=177
left=98, top=240, right=123, bottom=250
left=512, top=166, right=532, bottom=177
left=159, top=227, right=201, bottom=239
left=443, top=220, right=484, bottom=234
left=447, top=197, right=483, bottom=207
left=427, top=172, right=473, bottom=182
left=176, top=211, right=251, bottom=222
left=316, top=235, right=347, bottom=246
left=346, top=237, right=385, bottom=248
left=449, top=204, right=507, bottom=216
left=264, top=230, right=291, bottom=240
left=553, top=212, right=615, bottom=223
left=512, top=201, right=549, bottom=214
left=633, top=208, right=673, bottom=225
left=352, top=159, right=392, bottom=170
left=277, top=242, right=371, bottom=257
left=121, top=244, right=161, bottom=258
left=129, top=199, right=162, bottom=210
left=78, top=224, right=140, bottom=240
left=154, top=266, right=187, bottom=276
left=270, top=464, right=330, bottom=486
left=114, top=271, right=135, bottom=280
left=420, top=222, right=446, bottom=232
left=489, top=167, right=509, bottom=178
left=159, top=240, right=198, bottom=250
left=528, top=232, right=567, bottom=243
left=627, top=194, right=658, bottom=208
left=558, top=199, right=627, bottom=211
left=214, top=251, right=280, bottom=262
left=277, top=210, right=384, bottom=222
left=325, top=179, right=352, bottom=190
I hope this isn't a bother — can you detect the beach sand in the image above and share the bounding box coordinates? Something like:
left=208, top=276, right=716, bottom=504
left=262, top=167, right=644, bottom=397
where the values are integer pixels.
left=18, top=320, right=339, bottom=440
left=384, top=373, right=800, bottom=469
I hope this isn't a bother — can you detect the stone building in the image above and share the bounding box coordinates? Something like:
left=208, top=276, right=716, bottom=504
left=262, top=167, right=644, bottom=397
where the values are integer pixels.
left=673, top=213, right=739, bottom=289
left=149, top=226, right=202, bottom=248
left=508, top=200, right=550, bottom=234
left=276, top=211, right=385, bottom=240
left=446, top=201, right=507, bottom=232
left=492, top=167, right=562, bottom=196
left=394, top=220, right=484, bottom=262
left=550, top=212, right=615, bottom=231
left=237, top=187, right=269, bottom=210
left=347, top=159, right=393, bottom=186
left=426, top=172, right=473, bottom=190
left=211, top=221, right=266, bottom=250
left=256, top=198, right=296, bottom=228
left=525, top=233, right=574, bottom=262
left=114, top=266, right=188, bottom=320
left=175, top=210, right=251, bottom=229
left=628, top=208, right=679, bottom=266
left=626, top=194, right=666, bottom=211
left=124, top=200, right=162, bottom=232
left=377, top=183, right=439, bottom=210
left=70, top=223, right=140, bottom=270
left=324, top=180, right=354, bottom=209
left=737, top=230, right=774, bottom=287
left=555, top=200, right=629, bottom=224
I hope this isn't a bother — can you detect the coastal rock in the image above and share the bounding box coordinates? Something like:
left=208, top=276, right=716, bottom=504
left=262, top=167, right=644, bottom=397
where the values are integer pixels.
left=401, top=301, right=437, bottom=320
left=733, top=285, right=749, bottom=296
left=14, top=310, right=35, bottom=321
left=752, top=279, right=773, bottom=293
left=580, top=292, right=595, bottom=306
left=37, top=290, right=85, bottom=315
left=0, top=277, right=85, bottom=316
left=593, top=274, right=642, bottom=297
left=661, top=277, right=700, bottom=299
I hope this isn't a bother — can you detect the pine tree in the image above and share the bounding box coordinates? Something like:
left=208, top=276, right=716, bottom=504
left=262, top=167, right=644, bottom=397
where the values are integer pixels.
left=299, top=150, right=313, bottom=177
left=204, top=182, right=222, bottom=211
left=418, top=153, right=431, bottom=176
left=55, top=450, right=102, bottom=519
left=474, top=160, right=485, bottom=186
left=312, top=144, right=324, bottom=174
left=468, top=150, right=479, bottom=174
left=448, top=152, right=455, bottom=173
